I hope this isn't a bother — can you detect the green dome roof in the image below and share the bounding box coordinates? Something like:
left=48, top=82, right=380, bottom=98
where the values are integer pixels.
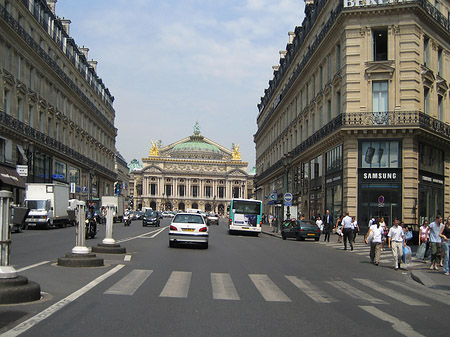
left=172, top=140, right=221, bottom=153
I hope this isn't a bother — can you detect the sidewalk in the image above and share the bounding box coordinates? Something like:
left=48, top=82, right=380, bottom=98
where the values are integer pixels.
left=260, top=223, right=450, bottom=293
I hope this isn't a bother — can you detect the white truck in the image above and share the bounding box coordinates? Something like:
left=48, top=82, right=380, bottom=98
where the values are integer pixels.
left=101, top=195, right=125, bottom=222
left=24, top=183, right=71, bottom=229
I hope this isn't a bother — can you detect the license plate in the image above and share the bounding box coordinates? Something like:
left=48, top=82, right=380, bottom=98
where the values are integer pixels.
left=182, top=228, right=194, bottom=232
left=242, top=227, right=249, bottom=229
left=307, top=233, right=315, bottom=236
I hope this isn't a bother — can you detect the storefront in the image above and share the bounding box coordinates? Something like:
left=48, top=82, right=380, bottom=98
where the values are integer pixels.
left=0, top=164, right=26, bottom=204
left=357, top=140, right=402, bottom=229
left=325, top=144, right=343, bottom=223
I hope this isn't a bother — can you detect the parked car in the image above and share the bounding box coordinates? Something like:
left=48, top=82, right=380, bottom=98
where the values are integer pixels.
left=206, top=212, right=219, bottom=226
left=169, top=213, right=208, bottom=249
left=281, top=219, right=321, bottom=241
left=142, top=210, right=160, bottom=227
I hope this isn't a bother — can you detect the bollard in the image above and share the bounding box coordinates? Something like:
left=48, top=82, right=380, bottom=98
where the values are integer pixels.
left=0, top=191, right=17, bottom=278
left=71, top=201, right=89, bottom=255
left=102, top=204, right=116, bottom=245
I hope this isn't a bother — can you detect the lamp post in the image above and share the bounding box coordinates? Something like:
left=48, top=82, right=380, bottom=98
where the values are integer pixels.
left=282, top=152, right=293, bottom=220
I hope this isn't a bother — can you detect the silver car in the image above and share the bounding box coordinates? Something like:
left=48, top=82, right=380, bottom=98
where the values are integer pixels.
left=169, top=213, right=209, bottom=249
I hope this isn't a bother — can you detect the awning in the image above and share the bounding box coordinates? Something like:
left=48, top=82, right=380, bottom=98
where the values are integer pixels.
left=0, top=166, right=26, bottom=189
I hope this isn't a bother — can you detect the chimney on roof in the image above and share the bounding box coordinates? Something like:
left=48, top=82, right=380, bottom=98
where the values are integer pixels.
left=79, top=46, right=89, bottom=59
left=88, top=60, right=98, bottom=72
left=46, top=0, right=57, bottom=15
left=60, top=18, right=71, bottom=35
left=288, top=31, right=295, bottom=44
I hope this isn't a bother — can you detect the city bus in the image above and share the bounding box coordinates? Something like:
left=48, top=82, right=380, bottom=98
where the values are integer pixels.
left=228, top=198, right=263, bottom=235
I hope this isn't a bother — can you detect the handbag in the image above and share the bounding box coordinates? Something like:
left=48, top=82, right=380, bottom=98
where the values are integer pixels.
left=416, top=242, right=426, bottom=259
left=366, top=231, right=374, bottom=244
left=402, top=245, right=412, bottom=264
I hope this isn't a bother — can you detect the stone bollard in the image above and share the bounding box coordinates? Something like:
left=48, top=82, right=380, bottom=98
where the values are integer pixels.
left=57, top=201, right=103, bottom=267
left=92, top=204, right=126, bottom=254
left=0, top=190, right=41, bottom=304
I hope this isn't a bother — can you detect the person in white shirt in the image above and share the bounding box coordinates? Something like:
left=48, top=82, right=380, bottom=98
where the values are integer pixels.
left=316, top=216, right=323, bottom=232
left=388, top=218, right=405, bottom=270
left=341, top=212, right=354, bottom=250
left=365, top=220, right=384, bottom=265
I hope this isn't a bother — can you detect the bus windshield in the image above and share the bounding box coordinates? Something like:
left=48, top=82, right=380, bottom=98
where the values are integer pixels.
left=232, top=200, right=261, bottom=215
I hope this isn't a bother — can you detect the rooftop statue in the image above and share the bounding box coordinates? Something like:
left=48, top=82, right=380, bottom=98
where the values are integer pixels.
left=232, top=143, right=241, bottom=160
left=193, top=121, right=201, bottom=135
left=150, top=141, right=159, bottom=157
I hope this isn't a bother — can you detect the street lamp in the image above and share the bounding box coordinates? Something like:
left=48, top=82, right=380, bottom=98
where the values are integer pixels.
left=282, top=152, right=293, bottom=220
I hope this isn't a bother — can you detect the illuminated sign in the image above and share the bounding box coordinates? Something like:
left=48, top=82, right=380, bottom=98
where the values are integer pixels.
left=344, top=0, right=415, bottom=8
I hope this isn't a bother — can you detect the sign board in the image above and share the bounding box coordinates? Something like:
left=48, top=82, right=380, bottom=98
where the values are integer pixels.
left=16, top=165, right=28, bottom=177
left=70, top=183, right=76, bottom=194
left=284, top=193, right=293, bottom=202
left=269, top=192, right=277, bottom=201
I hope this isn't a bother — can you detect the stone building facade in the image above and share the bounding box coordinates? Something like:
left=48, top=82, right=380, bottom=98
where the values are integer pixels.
left=255, top=0, right=450, bottom=228
left=0, top=0, right=117, bottom=203
left=130, top=124, right=249, bottom=215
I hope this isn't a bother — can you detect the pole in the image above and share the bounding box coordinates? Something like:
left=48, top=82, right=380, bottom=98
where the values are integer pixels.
left=102, top=204, right=116, bottom=245
left=72, top=201, right=89, bottom=254
left=0, top=191, right=16, bottom=278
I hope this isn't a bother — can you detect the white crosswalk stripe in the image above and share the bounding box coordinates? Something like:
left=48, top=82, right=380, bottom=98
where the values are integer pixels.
left=249, top=274, right=291, bottom=302
left=160, top=271, right=192, bottom=298
left=287, top=276, right=336, bottom=303
left=105, top=269, right=153, bottom=296
left=211, top=273, right=240, bottom=300
left=354, top=278, right=429, bottom=306
left=325, top=280, right=387, bottom=304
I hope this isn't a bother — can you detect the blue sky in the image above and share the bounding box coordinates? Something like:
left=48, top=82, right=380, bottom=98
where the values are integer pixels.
left=55, top=0, right=305, bottom=170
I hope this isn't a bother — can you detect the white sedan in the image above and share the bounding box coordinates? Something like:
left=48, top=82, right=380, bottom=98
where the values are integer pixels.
left=169, top=213, right=209, bottom=249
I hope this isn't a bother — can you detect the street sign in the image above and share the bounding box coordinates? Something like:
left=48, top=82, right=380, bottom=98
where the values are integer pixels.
left=378, top=195, right=384, bottom=203
left=284, top=193, right=293, bottom=202
left=16, top=165, right=28, bottom=177
left=269, top=192, right=277, bottom=201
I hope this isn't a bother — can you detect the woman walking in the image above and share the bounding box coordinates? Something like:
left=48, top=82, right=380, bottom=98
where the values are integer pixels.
left=365, top=219, right=384, bottom=265
left=417, top=220, right=430, bottom=262
left=335, top=215, right=343, bottom=243
left=439, top=216, right=450, bottom=275
left=379, top=217, right=387, bottom=250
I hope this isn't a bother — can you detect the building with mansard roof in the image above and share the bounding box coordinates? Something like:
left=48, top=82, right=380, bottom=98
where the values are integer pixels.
left=130, top=123, right=250, bottom=214
left=255, top=0, right=450, bottom=229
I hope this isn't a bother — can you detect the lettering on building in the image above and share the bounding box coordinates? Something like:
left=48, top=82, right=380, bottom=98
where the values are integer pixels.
left=363, top=172, right=397, bottom=180
left=344, top=0, right=415, bottom=8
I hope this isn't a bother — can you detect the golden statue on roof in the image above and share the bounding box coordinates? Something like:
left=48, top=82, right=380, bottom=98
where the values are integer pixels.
left=232, top=143, right=241, bottom=160
left=150, top=141, right=159, bottom=157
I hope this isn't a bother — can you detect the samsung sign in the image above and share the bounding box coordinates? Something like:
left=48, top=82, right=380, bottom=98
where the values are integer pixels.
left=344, top=0, right=415, bottom=8
left=359, top=169, right=401, bottom=182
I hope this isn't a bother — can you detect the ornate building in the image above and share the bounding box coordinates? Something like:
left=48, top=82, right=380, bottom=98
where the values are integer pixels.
left=255, top=0, right=450, bottom=228
left=0, top=0, right=117, bottom=204
left=130, top=123, right=249, bottom=214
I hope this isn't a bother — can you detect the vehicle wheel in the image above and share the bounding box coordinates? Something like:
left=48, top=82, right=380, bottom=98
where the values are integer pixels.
left=143, top=223, right=146, bottom=227
left=282, top=233, right=286, bottom=240
left=203, top=242, right=209, bottom=249
left=169, top=241, right=176, bottom=248
left=315, top=237, right=319, bottom=241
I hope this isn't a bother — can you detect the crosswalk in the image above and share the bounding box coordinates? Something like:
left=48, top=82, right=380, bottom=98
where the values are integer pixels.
left=317, top=241, right=426, bottom=268
left=103, top=269, right=449, bottom=308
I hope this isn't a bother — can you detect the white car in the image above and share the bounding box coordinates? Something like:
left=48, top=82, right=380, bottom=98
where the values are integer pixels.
left=169, top=213, right=209, bottom=249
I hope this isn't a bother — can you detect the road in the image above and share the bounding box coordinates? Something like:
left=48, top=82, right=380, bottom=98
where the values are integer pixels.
left=1, top=218, right=449, bottom=337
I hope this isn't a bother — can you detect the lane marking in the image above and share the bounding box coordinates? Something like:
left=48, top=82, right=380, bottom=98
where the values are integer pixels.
left=16, top=261, right=50, bottom=272
left=1, top=264, right=125, bottom=337
left=211, top=273, right=240, bottom=300
left=124, top=255, right=132, bottom=262
left=160, top=271, right=192, bottom=298
left=105, top=269, right=152, bottom=296
left=354, top=278, right=429, bottom=306
left=386, top=280, right=450, bottom=306
left=359, top=306, right=425, bottom=337
left=148, top=227, right=167, bottom=238
left=249, top=274, right=291, bottom=302
left=325, top=280, right=387, bottom=304
left=286, top=276, right=336, bottom=303
left=116, top=226, right=167, bottom=243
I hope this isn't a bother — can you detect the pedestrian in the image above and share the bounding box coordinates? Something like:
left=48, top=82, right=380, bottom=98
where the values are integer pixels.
left=388, top=218, right=405, bottom=270
left=439, top=216, right=450, bottom=275
left=417, top=220, right=430, bottom=262
left=269, top=213, right=274, bottom=229
left=365, top=219, right=383, bottom=265
left=379, top=217, right=387, bottom=250
left=341, top=212, right=354, bottom=251
left=272, top=215, right=279, bottom=233
left=335, top=215, right=343, bottom=243
left=429, top=215, right=443, bottom=271
left=316, top=216, right=323, bottom=232
left=323, top=209, right=333, bottom=242
left=352, top=216, right=359, bottom=243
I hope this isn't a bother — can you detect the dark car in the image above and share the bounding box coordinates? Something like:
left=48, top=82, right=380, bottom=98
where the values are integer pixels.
left=281, top=219, right=321, bottom=241
left=142, top=210, right=160, bottom=227
left=206, top=212, right=219, bottom=226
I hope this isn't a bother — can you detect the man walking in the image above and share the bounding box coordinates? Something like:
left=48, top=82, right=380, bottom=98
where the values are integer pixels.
left=429, top=215, right=443, bottom=270
left=341, top=211, right=354, bottom=250
left=323, top=209, right=333, bottom=242
left=388, top=218, right=405, bottom=270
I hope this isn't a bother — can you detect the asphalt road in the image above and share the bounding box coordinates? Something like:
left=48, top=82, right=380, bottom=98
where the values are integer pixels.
left=1, top=218, right=449, bottom=337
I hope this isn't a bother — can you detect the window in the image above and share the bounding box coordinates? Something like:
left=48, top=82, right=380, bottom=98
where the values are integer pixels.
left=336, top=44, right=341, bottom=70
left=30, top=67, right=35, bottom=90
left=0, top=138, right=5, bottom=163
left=373, top=28, right=388, bottom=61
left=310, top=155, right=323, bottom=180
left=179, top=185, right=185, bottom=197
left=424, top=87, right=430, bottom=115
left=438, top=95, right=443, bottom=120
left=327, top=55, right=331, bottom=81
left=327, top=100, right=332, bottom=123
left=438, top=47, right=443, bottom=75
left=320, top=66, right=323, bottom=89
left=373, top=81, right=388, bottom=112
left=165, top=185, right=172, bottom=197
left=205, top=186, right=211, bottom=198
left=326, top=144, right=343, bottom=174
left=17, top=98, right=23, bottom=121
left=424, top=36, right=430, bottom=67
left=29, top=105, right=34, bottom=127
left=150, top=184, right=157, bottom=195
left=4, top=89, right=10, bottom=115
left=218, top=186, right=225, bottom=198
left=192, top=185, right=198, bottom=197
left=336, top=92, right=341, bottom=115
left=360, top=140, right=401, bottom=169
left=54, top=161, right=66, bottom=179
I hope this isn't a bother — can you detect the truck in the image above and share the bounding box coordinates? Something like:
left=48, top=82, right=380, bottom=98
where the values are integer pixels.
left=24, top=183, right=71, bottom=229
left=101, top=195, right=125, bottom=222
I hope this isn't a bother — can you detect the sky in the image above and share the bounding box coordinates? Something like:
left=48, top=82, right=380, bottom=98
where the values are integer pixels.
left=55, top=0, right=305, bottom=170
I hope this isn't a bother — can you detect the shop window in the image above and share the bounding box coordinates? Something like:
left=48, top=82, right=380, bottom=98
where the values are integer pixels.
left=419, top=143, right=443, bottom=175
left=373, top=28, right=387, bottom=61
left=310, top=155, right=323, bottom=180
left=360, top=140, right=401, bottom=169
left=326, top=144, right=343, bottom=174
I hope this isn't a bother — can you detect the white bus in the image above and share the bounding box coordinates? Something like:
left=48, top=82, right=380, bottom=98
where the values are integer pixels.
left=228, top=199, right=263, bottom=235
